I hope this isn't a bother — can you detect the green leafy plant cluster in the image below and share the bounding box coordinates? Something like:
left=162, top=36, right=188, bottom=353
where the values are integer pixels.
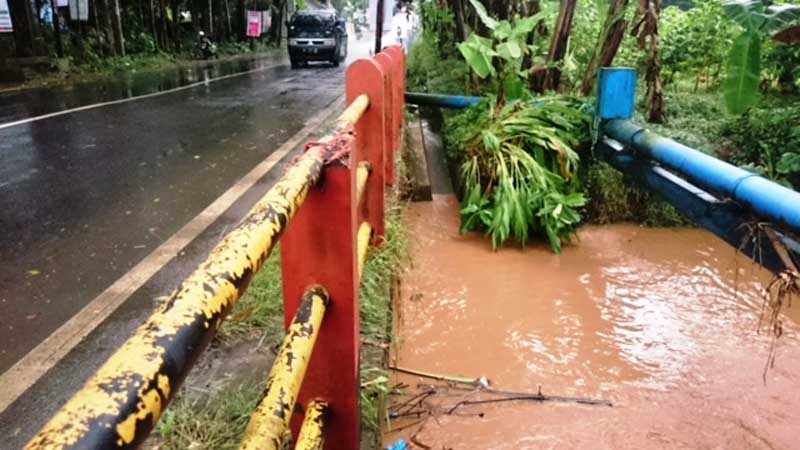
left=720, top=103, right=800, bottom=188
left=406, top=38, right=470, bottom=95
left=405, top=0, right=471, bottom=95
left=450, top=98, right=592, bottom=253
left=659, top=0, right=736, bottom=88
left=722, top=0, right=800, bottom=114
left=457, top=0, right=545, bottom=103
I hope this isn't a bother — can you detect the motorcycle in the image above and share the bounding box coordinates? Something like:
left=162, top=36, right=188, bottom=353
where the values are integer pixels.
left=194, top=31, right=218, bottom=59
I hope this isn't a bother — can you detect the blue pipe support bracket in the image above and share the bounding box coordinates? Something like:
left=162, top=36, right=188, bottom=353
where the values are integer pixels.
left=404, top=92, right=483, bottom=109
left=596, top=68, right=637, bottom=120
left=605, top=119, right=800, bottom=234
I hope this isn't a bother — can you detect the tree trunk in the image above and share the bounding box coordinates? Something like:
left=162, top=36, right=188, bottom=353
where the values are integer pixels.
left=222, top=0, right=231, bottom=40
left=137, top=0, right=145, bottom=31
left=96, top=0, right=115, bottom=55
left=7, top=0, right=45, bottom=56
left=451, top=0, right=466, bottom=42
left=171, top=0, right=180, bottom=48
left=521, top=0, right=541, bottom=77
left=109, top=0, right=126, bottom=55
left=631, top=0, right=663, bottom=122
left=51, top=0, right=64, bottom=57
left=580, top=0, right=629, bottom=95
left=238, top=0, right=246, bottom=39
left=532, top=0, right=576, bottom=92
left=270, top=0, right=285, bottom=45
left=159, top=0, right=169, bottom=48
left=207, top=0, right=213, bottom=35
left=147, top=0, right=160, bottom=49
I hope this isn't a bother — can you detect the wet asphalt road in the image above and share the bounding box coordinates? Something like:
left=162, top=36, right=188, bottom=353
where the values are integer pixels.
left=0, top=40, right=369, bottom=374
left=0, top=52, right=285, bottom=125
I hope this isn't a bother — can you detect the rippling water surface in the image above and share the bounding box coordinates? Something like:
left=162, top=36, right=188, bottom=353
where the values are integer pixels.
left=386, top=196, right=800, bottom=449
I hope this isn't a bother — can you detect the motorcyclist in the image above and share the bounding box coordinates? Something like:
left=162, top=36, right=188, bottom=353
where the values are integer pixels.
left=196, top=31, right=217, bottom=59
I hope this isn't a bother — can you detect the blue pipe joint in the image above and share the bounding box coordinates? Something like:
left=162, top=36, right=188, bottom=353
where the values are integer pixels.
left=597, top=68, right=637, bottom=120
left=606, top=119, right=800, bottom=233
left=404, top=92, right=483, bottom=109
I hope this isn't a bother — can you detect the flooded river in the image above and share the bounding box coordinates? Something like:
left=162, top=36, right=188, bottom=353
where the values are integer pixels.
left=386, top=195, right=800, bottom=449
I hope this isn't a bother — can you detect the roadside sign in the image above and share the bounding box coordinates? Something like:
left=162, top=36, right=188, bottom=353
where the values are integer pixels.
left=0, top=0, right=13, bottom=33
left=247, top=10, right=261, bottom=37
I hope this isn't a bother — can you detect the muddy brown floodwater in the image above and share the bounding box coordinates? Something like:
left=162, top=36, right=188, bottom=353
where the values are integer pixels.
left=385, top=195, right=800, bottom=450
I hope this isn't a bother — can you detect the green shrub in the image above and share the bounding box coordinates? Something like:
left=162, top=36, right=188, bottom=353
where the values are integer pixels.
left=406, top=38, right=470, bottom=95
left=582, top=161, right=690, bottom=226
left=583, top=161, right=635, bottom=224
left=719, top=103, right=800, bottom=187
left=448, top=98, right=592, bottom=253
left=637, top=90, right=726, bottom=151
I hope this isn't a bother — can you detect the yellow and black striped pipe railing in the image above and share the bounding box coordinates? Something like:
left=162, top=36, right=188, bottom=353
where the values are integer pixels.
left=238, top=287, right=329, bottom=450
left=24, top=97, right=370, bottom=450
left=295, top=400, right=328, bottom=450
left=236, top=171, right=374, bottom=449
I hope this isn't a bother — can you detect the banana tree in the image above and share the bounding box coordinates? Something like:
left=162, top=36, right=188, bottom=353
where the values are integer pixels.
left=457, top=0, right=545, bottom=107
left=723, top=0, right=800, bottom=114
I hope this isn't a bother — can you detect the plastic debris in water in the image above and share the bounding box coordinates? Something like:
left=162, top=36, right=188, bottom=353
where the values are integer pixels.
left=387, top=439, right=408, bottom=450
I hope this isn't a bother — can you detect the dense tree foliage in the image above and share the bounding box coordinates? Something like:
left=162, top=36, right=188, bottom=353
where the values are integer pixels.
left=408, top=0, right=800, bottom=249
left=1, top=0, right=363, bottom=64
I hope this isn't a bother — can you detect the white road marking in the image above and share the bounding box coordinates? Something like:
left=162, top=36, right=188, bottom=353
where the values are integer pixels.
left=0, top=62, right=284, bottom=130
left=0, top=95, right=345, bottom=413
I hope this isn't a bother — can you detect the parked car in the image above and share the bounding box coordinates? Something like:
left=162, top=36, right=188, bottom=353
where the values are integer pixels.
left=287, top=10, right=348, bottom=68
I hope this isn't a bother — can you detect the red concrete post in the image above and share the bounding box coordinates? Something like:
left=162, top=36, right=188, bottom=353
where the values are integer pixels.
left=347, top=59, right=387, bottom=240
left=373, top=52, right=397, bottom=186
left=384, top=46, right=405, bottom=134
left=280, top=161, right=359, bottom=449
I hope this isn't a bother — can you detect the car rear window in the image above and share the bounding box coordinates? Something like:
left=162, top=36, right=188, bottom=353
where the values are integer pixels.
left=291, top=13, right=334, bottom=27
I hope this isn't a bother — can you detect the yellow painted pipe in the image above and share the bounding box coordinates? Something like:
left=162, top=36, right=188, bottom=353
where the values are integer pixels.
left=25, top=147, right=328, bottom=450
left=357, top=222, right=373, bottom=279
left=337, top=94, right=369, bottom=128
left=294, top=400, right=328, bottom=450
left=238, top=287, right=329, bottom=450
left=356, top=161, right=371, bottom=205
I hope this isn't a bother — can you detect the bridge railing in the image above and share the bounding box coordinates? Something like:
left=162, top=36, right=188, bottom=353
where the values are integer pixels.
left=25, top=46, right=406, bottom=450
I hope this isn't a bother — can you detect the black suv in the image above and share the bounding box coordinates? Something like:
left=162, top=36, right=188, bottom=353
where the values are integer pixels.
left=287, top=10, right=348, bottom=68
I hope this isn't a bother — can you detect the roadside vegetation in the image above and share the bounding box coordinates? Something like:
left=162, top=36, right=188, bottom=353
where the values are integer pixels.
left=1, top=0, right=368, bottom=88
left=145, top=207, right=408, bottom=450
left=408, top=0, right=800, bottom=250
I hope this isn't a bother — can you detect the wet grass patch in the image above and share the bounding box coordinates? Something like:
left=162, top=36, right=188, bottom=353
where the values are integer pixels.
left=147, top=381, right=262, bottom=450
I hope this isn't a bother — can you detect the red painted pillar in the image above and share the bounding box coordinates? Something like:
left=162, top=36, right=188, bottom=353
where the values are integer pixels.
left=373, top=52, right=396, bottom=187
left=347, top=59, right=388, bottom=240
left=281, top=161, right=359, bottom=449
left=384, top=46, right=406, bottom=134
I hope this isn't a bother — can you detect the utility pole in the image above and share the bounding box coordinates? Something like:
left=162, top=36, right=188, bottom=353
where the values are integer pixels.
left=50, top=0, right=63, bottom=57
left=373, top=0, right=382, bottom=54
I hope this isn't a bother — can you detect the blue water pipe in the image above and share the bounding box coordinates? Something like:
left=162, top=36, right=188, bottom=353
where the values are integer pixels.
left=605, top=119, right=800, bottom=233
left=597, top=68, right=800, bottom=235
left=404, top=92, right=483, bottom=109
